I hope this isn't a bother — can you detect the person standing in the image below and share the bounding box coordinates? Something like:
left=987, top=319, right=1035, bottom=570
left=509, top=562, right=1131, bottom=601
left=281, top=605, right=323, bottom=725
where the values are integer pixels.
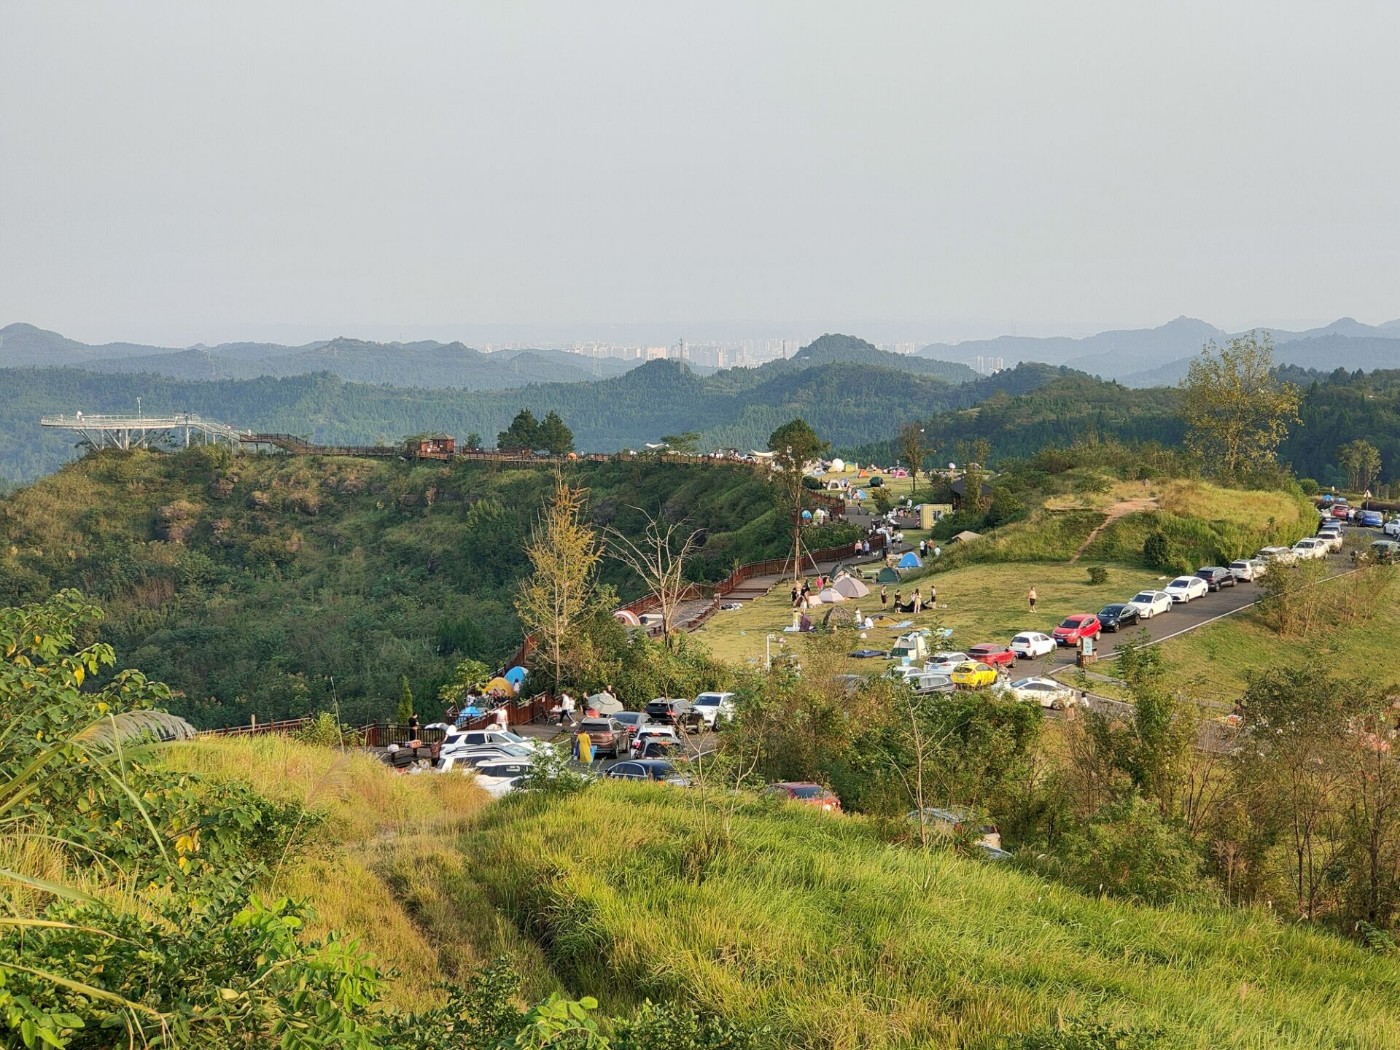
left=894, top=590, right=902, bottom=612
left=880, top=585, right=888, bottom=609
left=929, top=583, right=937, bottom=608
left=407, top=713, right=420, bottom=741
left=913, top=588, right=922, bottom=614
left=1028, top=586, right=1038, bottom=612
left=576, top=727, right=593, bottom=765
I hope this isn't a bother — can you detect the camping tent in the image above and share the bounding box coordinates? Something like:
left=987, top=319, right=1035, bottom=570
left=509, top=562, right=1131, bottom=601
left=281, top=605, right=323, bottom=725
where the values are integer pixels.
left=613, top=609, right=641, bottom=625
left=833, top=576, right=870, bottom=598
left=897, top=552, right=923, bottom=569
left=950, top=530, right=983, bottom=543
left=504, top=666, right=528, bottom=688
left=830, top=458, right=845, bottom=472
left=816, top=587, right=845, bottom=603
left=804, top=593, right=823, bottom=605
left=483, top=676, right=515, bottom=696
left=875, top=566, right=903, bottom=584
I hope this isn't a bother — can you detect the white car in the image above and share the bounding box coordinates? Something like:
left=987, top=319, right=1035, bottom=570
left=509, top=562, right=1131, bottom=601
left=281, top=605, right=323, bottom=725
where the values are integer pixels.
left=1256, top=546, right=1298, bottom=566
left=1291, top=538, right=1329, bottom=561
left=1006, top=676, right=1078, bottom=710
left=924, top=651, right=970, bottom=675
left=1009, top=632, right=1056, bottom=660
left=1228, top=558, right=1267, bottom=583
left=1165, top=576, right=1209, bottom=603
left=691, top=691, right=736, bottom=729
left=440, top=728, right=542, bottom=753
left=1385, top=520, right=1400, bottom=538
left=630, top=725, right=682, bottom=757
left=1125, top=590, right=1173, bottom=618
left=438, top=743, right=536, bottom=772
left=1313, top=530, right=1343, bottom=553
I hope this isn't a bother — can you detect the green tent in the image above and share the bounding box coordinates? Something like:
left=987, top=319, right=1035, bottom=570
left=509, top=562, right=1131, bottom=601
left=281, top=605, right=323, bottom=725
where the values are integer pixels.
left=875, top=566, right=903, bottom=584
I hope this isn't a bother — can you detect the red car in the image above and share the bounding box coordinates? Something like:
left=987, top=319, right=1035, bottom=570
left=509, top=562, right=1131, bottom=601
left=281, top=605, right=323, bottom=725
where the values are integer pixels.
left=768, top=782, right=842, bottom=813
left=1053, top=614, right=1102, bottom=646
left=966, top=643, right=1017, bottom=668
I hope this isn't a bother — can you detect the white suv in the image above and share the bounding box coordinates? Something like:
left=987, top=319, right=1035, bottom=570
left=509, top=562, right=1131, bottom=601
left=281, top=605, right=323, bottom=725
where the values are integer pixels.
left=691, top=691, right=736, bottom=729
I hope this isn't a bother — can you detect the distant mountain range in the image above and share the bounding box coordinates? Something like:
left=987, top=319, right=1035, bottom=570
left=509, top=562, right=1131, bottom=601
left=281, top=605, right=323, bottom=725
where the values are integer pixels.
left=0, top=323, right=642, bottom=389
left=917, top=316, right=1400, bottom=386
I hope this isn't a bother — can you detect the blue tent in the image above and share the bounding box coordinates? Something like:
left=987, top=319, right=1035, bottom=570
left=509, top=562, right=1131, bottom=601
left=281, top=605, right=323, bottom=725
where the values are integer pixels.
left=897, top=552, right=923, bottom=569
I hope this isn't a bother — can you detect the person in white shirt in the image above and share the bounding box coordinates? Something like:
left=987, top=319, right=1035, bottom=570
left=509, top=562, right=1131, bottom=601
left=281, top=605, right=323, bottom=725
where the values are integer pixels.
left=559, top=692, right=576, bottom=726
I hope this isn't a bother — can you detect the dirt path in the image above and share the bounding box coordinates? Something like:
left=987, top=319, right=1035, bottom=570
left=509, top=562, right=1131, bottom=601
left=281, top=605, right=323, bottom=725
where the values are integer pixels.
left=1069, top=497, right=1159, bottom=562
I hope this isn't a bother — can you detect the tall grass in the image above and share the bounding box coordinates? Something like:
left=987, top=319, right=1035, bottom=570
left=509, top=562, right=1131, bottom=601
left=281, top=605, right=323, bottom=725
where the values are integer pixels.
left=462, top=786, right=1400, bottom=1050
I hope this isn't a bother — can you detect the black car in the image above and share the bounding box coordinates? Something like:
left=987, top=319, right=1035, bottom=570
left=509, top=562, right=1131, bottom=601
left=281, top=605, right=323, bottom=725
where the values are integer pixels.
left=1194, top=567, right=1237, bottom=592
left=1097, top=603, right=1140, bottom=632
left=605, top=760, right=678, bottom=781
left=644, top=697, right=692, bottom=725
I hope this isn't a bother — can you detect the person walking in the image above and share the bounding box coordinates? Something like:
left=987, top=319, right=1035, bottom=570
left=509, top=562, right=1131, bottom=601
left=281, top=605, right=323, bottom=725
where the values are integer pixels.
left=559, top=692, right=576, bottom=726
left=1028, top=586, right=1037, bottom=613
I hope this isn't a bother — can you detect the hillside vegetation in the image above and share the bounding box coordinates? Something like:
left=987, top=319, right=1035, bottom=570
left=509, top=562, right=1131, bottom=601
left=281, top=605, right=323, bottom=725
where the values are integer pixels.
left=0, top=448, right=838, bottom=727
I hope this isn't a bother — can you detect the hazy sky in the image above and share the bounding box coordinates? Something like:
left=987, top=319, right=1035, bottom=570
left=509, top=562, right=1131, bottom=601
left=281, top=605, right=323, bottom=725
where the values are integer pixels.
left=3, top=1, right=1398, bottom=347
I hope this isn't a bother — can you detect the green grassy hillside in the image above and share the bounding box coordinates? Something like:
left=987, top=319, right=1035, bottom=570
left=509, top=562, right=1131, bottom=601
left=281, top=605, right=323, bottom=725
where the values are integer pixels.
left=0, top=447, right=841, bottom=727
left=454, top=785, right=1400, bottom=1049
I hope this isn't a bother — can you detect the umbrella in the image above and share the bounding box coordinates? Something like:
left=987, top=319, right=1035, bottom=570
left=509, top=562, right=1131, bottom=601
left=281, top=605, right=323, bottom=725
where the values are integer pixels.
left=585, top=692, right=624, bottom=715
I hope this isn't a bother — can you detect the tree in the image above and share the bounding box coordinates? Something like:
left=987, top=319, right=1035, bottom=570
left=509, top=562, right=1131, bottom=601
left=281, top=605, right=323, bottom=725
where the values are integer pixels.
left=1337, top=438, right=1381, bottom=493
left=602, top=508, right=704, bottom=649
left=1181, top=332, right=1301, bottom=481
left=497, top=409, right=541, bottom=450
left=955, top=438, right=991, bottom=513
left=465, top=431, right=482, bottom=449
left=767, top=419, right=829, bottom=581
left=396, top=675, right=415, bottom=724
left=515, top=480, right=603, bottom=690
left=659, top=431, right=700, bottom=454
left=537, top=410, right=575, bottom=455
left=899, top=424, right=927, bottom=494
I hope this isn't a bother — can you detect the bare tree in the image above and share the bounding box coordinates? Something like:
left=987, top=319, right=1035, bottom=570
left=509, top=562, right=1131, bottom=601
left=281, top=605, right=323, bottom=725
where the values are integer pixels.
left=602, top=508, right=704, bottom=649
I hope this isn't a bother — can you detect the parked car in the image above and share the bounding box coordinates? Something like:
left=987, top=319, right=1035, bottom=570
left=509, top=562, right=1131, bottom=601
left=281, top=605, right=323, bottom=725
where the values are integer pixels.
left=611, top=711, right=652, bottom=736
left=438, top=743, right=536, bottom=772
left=1292, top=538, right=1329, bottom=561
left=644, top=697, right=692, bottom=724
left=1125, top=590, right=1173, bottom=618
left=1165, top=576, right=1209, bottom=602
left=1331, top=503, right=1352, bottom=519
left=910, top=672, right=956, bottom=695
left=1194, top=567, right=1237, bottom=592
left=951, top=661, right=999, bottom=689
left=1006, top=676, right=1078, bottom=710
left=630, top=724, right=682, bottom=757
left=1314, top=530, right=1343, bottom=552
left=967, top=642, right=1018, bottom=668
left=768, top=782, right=842, bottom=812
left=924, top=651, right=971, bottom=674
left=1052, top=614, right=1102, bottom=646
left=1096, top=603, right=1140, bottom=632
left=1370, top=539, right=1400, bottom=563
left=1385, top=519, right=1400, bottom=538
left=1256, top=545, right=1299, bottom=566
left=1228, top=558, right=1267, bottom=583
left=605, top=759, right=686, bottom=783
left=691, top=691, right=737, bottom=729
left=908, top=807, right=1004, bottom=852
left=848, top=648, right=888, bottom=659
left=1009, top=632, right=1057, bottom=659
left=1359, top=510, right=1384, bottom=528
left=578, top=717, right=633, bottom=758
left=440, top=729, right=541, bottom=753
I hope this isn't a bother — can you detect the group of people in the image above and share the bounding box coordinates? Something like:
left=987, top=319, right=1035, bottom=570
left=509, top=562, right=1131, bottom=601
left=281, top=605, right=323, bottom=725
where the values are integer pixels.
left=551, top=685, right=619, bottom=726
left=880, top=584, right=936, bottom=615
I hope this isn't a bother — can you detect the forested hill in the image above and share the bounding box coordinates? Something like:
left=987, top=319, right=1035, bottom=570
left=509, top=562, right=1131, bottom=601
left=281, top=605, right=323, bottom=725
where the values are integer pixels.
left=847, top=367, right=1400, bottom=492
left=0, top=343, right=1043, bottom=482
left=0, top=449, right=835, bottom=728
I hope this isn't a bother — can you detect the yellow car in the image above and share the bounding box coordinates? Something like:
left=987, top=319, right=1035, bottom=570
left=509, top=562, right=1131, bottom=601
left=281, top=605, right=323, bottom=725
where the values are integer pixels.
left=950, top=661, right=998, bottom=689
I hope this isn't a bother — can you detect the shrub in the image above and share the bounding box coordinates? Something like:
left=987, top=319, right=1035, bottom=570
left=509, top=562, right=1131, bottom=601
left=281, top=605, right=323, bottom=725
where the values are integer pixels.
left=1142, top=530, right=1172, bottom=571
left=1086, top=566, right=1108, bottom=586
left=1054, top=794, right=1206, bottom=905
left=1298, top=477, right=1320, bottom=496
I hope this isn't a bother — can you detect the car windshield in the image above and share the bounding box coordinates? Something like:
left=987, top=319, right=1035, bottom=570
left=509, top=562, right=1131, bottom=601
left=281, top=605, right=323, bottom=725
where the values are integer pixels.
left=786, top=785, right=826, bottom=799
left=1058, top=618, right=1082, bottom=628
left=694, top=696, right=719, bottom=707
left=1100, top=606, right=1123, bottom=615
left=1131, top=593, right=1153, bottom=603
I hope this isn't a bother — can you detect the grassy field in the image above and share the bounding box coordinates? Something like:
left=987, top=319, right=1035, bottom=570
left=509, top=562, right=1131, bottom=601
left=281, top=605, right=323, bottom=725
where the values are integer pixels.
left=694, top=559, right=1169, bottom=674
left=462, top=786, right=1400, bottom=1049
